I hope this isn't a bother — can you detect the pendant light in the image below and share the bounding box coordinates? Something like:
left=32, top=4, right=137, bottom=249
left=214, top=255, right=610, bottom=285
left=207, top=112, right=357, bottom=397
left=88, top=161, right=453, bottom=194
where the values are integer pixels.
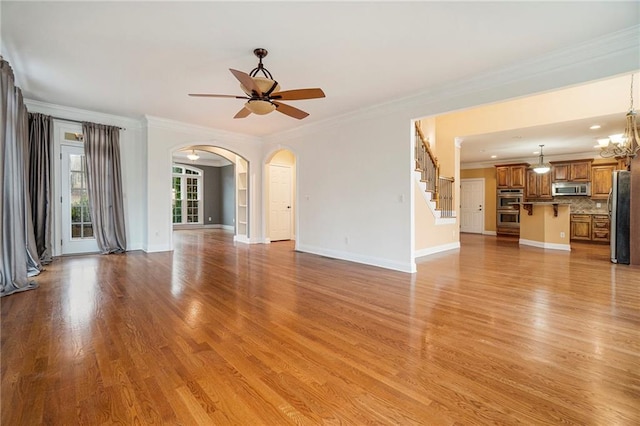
left=532, top=144, right=550, bottom=174
left=187, top=150, right=200, bottom=161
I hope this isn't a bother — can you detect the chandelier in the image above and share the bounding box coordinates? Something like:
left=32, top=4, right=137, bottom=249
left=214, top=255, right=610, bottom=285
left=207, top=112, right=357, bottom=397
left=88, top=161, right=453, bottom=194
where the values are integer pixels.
left=599, top=74, right=640, bottom=165
left=187, top=150, right=200, bottom=161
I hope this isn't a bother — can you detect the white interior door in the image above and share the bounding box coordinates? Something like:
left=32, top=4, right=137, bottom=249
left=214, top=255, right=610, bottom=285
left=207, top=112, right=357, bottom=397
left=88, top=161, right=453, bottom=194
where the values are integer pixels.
left=269, top=164, right=292, bottom=241
left=60, top=145, right=99, bottom=254
left=460, top=179, right=485, bottom=234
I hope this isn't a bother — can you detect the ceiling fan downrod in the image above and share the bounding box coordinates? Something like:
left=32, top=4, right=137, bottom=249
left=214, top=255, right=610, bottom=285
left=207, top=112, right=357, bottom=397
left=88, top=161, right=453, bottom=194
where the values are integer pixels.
left=249, top=48, right=273, bottom=80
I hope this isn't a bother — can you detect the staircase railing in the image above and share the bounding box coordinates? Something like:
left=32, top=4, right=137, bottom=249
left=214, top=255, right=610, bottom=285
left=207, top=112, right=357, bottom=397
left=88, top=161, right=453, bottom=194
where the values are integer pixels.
left=415, top=125, right=439, bottom=199
left=414, top=123, right=455, bottom=218
left=438, top=177, right=455, bottom=218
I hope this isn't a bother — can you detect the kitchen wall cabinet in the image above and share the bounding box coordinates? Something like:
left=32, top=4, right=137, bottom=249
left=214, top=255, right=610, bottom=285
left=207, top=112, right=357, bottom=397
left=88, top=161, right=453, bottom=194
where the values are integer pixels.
left=551, top=160, right=592, bottom=182
left=591, top=214, right=610, bottom=242
left=618, top=158, right=628, bottom=170
left=591, top=162, right=617, bottom=200
left=525, top=169, right=552, bottom=200
left=496, top=164, right=527, bottom=189
left=570, top=214, right=591, bottom=241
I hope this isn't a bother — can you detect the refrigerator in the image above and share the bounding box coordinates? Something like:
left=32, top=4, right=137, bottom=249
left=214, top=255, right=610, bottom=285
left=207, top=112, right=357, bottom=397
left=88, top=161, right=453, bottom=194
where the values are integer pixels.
left=608, top=170, right=631, bottom=264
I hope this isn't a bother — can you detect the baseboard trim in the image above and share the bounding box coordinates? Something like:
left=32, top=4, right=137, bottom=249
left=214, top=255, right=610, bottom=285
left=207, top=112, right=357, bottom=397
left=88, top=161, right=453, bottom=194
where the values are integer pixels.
left=483, top=230, right=498, bottom=236
left=144, top=244, right=172, bottom=253
left=233, top=235, right=250, bottom=244
left=295, top=244, right=415, bottom=273
left=204, top=224, right=235, bottom=230
left=414, top=242, right=461, bottom=259
left=519, top=239, right=571, bottom=251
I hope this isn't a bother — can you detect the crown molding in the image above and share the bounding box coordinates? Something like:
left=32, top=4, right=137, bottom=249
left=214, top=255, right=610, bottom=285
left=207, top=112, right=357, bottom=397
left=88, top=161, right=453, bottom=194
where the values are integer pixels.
left=266, top=25, right=640, bottom=144
left=24, top=99, right=143, bottom=129
left=144, top=115, right=261, bottom=145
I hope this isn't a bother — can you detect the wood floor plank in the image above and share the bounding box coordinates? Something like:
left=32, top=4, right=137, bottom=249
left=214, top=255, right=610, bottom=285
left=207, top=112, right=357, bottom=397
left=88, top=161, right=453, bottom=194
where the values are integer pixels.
left=2, top=230, right=639, bottom=424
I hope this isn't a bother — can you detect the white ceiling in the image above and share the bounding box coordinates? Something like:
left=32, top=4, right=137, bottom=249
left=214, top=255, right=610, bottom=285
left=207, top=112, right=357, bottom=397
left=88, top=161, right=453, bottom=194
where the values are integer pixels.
left=2, top=1, right=639, bottom=155
left=459, top=112, right=627, bottom=166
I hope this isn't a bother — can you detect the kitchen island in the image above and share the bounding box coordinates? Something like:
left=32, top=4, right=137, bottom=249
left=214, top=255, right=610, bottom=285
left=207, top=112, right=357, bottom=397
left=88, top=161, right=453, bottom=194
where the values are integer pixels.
left=517, top=202, right=572, bottom=250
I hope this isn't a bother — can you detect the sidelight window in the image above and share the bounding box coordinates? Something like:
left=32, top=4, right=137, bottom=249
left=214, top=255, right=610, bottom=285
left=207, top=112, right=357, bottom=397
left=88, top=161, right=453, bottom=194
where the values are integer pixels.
left=69, top=153, right=93, bottom=239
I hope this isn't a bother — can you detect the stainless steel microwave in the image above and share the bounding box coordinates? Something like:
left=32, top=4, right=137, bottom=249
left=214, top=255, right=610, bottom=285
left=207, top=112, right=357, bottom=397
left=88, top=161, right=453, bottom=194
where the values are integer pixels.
left=551, top=182, right=591, bottom=196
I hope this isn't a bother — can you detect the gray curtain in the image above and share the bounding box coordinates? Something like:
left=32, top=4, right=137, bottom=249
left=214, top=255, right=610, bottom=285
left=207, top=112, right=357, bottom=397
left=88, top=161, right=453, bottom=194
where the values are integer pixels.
left=28, top=113, right=53, bottom=264
left=1, top=58, right=41, bottom=297
left=82, top=122, right=127, bottom=253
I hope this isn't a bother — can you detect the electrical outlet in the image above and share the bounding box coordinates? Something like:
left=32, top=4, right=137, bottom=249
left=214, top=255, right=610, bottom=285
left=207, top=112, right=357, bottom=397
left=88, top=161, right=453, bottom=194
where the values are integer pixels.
left=560, top=232, right=565, bottom=238
left=596, top=203, right=601, bottom=208
left=208, top=216, right=212, bottom=222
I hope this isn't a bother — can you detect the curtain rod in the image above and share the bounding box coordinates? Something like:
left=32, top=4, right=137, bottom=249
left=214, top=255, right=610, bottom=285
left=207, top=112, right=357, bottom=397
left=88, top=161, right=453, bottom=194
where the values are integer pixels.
left=49, top=115, right=125, bottom=130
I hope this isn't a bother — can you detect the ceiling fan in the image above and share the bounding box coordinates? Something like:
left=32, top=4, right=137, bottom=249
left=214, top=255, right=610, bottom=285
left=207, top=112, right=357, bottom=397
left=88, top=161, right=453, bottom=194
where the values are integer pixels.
left=189, top=48, right=325, bottom=120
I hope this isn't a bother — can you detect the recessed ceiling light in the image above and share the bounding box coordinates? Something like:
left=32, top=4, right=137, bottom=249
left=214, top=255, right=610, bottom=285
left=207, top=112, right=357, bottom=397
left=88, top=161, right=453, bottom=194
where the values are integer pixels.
left=590, top=124, right=601, bottom=130
left=490, top=155, right=497, bottom=159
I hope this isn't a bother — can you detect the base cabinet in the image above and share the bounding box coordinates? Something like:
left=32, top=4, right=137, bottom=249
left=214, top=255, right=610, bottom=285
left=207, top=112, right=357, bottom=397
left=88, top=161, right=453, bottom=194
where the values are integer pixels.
left=570, top=214, right=610, bottom=242
left=591, top=214, right=610, bottom=242
left=570, top=215, right=591, bottom=241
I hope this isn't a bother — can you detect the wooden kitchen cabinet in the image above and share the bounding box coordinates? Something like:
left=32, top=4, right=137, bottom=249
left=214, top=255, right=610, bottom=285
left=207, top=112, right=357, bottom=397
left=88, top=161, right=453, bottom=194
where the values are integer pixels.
left=591, top=163, right=616, bottom=200
left=525, top=169, right=552, bottom=199
left=496, top=164, right=527, bottom=189
left=551, top=160, right=592, bottom=182
left=570, top=214, right=592, bottom=241
left=591, top=214, right=610, bottom=242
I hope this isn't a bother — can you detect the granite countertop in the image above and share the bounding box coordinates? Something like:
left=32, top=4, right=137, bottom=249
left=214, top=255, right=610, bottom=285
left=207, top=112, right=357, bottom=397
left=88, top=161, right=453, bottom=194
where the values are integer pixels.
left=571, top=210, right=609, bottom=215
left=520, top=201, right=571, bottom=206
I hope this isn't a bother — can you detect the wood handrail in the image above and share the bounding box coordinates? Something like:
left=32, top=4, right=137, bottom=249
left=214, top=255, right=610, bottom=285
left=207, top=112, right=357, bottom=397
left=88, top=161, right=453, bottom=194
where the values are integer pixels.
left=414, top=123, right=455, bottom=217
left=415, top=125, right=439, bottom=173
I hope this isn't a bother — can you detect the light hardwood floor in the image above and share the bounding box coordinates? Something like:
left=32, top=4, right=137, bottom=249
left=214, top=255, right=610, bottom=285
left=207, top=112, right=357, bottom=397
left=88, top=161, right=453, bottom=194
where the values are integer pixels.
left=2, top=230, right=639, bottom=425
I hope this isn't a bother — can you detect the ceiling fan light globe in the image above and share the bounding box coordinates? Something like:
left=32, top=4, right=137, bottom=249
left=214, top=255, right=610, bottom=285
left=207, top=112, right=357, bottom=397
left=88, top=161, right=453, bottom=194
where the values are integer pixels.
left=245, top=100, right=276, bottom=115
left=240, top=77, right=280, bottom=96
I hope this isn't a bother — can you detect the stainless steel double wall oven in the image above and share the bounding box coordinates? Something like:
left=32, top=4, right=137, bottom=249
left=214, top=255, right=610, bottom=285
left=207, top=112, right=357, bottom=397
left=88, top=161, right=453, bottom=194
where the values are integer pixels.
left=497, top=188, right=523, bottom=230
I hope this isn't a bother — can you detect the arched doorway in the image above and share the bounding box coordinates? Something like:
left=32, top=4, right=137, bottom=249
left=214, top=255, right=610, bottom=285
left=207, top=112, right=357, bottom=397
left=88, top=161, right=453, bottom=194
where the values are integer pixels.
left=172, top=145, right=250, bottom=242
left=265, top=149, right=296, bottom=242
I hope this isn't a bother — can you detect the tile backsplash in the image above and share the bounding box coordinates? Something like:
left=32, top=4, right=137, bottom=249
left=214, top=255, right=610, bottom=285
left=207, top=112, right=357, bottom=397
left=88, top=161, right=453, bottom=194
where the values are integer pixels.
left=555, top=196, right=607, bottom=213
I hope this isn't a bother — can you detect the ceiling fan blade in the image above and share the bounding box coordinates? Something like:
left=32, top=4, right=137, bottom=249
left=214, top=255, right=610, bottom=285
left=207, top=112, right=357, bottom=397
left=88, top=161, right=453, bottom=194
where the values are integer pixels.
left=273, top=101, right=309, bottom=120
left=188, top=93, right=248, bottom=99
left=270, top=88, right=325, bottom=101
left=233, top=107, right=251, bottom=119
left=229, top=68, right=262, bottom=95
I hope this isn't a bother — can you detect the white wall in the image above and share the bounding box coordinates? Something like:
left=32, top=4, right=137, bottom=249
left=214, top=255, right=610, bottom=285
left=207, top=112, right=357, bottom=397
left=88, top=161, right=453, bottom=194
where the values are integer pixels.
left=263, top=26, right=638, bottom=273
left=144, top=116, right=263, bottom=252
left=24, top=26, right=639, bottom=272
left=264, top=112, right=417, bottom=272
left=24, top=100, right=146, bottom=252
